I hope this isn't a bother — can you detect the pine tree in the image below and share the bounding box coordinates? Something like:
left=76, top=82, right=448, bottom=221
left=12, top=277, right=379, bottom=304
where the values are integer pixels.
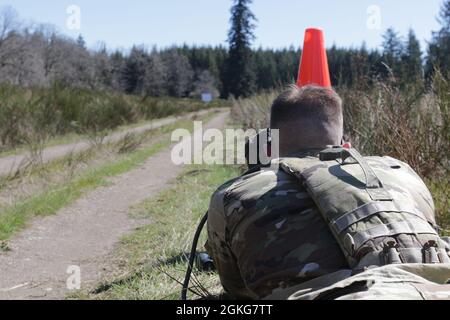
left=254, top=48, right=277, bottom=90
left=382, top=28, right=403, bottom=78
left=438, top=0, right=450, bottom=31
left=223, top=0, right=257, bottom=98
left=402, top=29, right=423, bottom=83
left=76, top=34, right=86, bottom=49
left=426, top=0, right=450, bottom=78
left=121, top=46, right=147, bottom=94
left=162, top=49, right=193, bottom=97
left=143, top=52, right=167, bottom=97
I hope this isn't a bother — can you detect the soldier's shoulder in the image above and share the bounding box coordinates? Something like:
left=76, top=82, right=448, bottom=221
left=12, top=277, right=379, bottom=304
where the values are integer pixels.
left=366, top=155, right=430, bottom=189
left=212, top=167, right=301, bottom=204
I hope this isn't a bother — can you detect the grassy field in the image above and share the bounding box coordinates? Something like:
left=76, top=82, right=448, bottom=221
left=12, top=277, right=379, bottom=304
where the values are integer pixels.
left=0, top=111, right=217, bottom=242
left=0, top=111, right=199, bottom=159
left=0, top=83, right=229, bottom=154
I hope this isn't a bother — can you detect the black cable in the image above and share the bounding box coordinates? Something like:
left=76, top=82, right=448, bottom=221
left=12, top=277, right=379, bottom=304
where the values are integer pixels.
left=181, top=211, right=208, bottom=300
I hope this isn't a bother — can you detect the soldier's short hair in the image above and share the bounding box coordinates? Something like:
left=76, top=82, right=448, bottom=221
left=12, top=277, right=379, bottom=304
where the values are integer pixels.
left=270, top=85, right=343, bottom=152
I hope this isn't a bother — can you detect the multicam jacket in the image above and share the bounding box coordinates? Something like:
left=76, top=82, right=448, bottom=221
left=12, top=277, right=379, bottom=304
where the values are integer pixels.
left=206, top=148, right=450, bottom=300
left=206, top=150, right=348, bottom=299
left=265, top=262, right=450, bottom=300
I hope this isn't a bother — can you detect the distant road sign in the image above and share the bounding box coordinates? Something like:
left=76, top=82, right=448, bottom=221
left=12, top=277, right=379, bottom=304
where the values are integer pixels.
left=201, top=93, right=213, bottom=103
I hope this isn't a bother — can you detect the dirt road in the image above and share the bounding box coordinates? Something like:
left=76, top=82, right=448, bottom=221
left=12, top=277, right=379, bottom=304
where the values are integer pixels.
left=0, top=110, right=211, bottom=178
left=0, top=111, right=228, bottom=300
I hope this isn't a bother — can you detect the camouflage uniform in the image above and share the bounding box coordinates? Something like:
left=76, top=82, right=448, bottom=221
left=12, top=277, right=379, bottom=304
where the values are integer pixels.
left=206, top=150, right=348, bottom=299
left=265, top=262, right=450, bottom=300
left=206, top=148, right=450, bottom=300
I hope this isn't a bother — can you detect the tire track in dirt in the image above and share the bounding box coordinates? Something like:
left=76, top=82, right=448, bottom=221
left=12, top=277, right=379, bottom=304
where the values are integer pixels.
left=0, top=111, right=229, bottom=300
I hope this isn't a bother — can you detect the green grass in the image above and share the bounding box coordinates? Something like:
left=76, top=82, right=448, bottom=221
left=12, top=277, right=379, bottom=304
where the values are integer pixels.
left=79, top=163, right=240, bottom=300
left=0, top=83, right=230, bottom=153
left=0, top=141, right=165, bottom=241
left=0, top=112, right=218, bottom=241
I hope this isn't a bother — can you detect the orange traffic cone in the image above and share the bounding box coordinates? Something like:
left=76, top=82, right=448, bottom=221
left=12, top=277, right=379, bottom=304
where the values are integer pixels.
left=297, top=28, right=331, bottom=88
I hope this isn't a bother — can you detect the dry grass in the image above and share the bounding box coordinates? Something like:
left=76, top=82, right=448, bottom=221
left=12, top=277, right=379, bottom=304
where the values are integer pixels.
left=0, top=83, right=229, bottom=153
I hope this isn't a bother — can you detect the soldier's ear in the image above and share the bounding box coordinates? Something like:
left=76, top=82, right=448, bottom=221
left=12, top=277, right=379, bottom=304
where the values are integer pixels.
left=341, top=134, right=351, bottom=149
left=342, top=142, right=352, bottom=149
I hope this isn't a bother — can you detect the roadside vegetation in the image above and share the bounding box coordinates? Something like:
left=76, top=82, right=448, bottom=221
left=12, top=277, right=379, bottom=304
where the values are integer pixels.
left=0, top=83, right=228, bottom=154
left=0, top=111, right=217, bottom=242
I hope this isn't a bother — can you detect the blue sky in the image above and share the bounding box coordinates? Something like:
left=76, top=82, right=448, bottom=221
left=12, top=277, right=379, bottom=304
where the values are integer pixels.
left=0, top=0, right=443, bottom=52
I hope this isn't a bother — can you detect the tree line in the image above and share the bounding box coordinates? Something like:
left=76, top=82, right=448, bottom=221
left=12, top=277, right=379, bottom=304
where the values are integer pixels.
left=0, top=1, right=449, bottom=99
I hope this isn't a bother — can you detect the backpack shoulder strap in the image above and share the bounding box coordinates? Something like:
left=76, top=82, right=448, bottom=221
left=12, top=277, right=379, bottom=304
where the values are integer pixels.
left=280, top=148, right=448, bottom=269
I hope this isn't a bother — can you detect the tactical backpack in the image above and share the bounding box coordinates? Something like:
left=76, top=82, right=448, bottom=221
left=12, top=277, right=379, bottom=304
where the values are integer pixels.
left=280, top=147, right=450, bottom=271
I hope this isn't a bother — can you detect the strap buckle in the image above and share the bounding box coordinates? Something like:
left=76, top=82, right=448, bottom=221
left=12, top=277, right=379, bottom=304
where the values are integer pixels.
left=383, top=240, right=402, bottom=264
left=319, top=148, right=392, bottom=201
left=423, top=240, right=441, bottom=264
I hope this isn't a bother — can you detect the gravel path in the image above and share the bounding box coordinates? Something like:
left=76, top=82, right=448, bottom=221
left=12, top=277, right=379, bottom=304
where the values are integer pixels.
left=0, top=111, right=228, bottom=300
